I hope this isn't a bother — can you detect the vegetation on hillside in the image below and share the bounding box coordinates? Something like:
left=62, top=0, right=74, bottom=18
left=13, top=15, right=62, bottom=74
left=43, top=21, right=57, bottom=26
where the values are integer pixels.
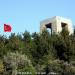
left=0, top=29, right=75, bottom=75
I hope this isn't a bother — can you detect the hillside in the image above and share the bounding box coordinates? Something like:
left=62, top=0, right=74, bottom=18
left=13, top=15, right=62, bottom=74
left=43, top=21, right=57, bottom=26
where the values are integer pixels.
left=0, top=29, right=75, bottom=75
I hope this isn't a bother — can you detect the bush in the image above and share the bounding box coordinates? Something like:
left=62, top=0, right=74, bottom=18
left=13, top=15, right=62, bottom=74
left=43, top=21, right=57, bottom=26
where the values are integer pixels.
left=44, top=59, right=75, bottom=75
left=0, top=60, right=4, bottom=74
left=3, top=52, right=35, bottom=75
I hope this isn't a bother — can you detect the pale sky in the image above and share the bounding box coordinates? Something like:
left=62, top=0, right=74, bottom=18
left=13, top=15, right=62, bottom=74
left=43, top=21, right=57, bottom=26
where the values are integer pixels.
left=0, top=0, right=75, bottom=36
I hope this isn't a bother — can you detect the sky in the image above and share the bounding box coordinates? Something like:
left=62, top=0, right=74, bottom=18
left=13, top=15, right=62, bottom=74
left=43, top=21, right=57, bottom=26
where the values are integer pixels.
left=0, top=0, right=75, bottom=36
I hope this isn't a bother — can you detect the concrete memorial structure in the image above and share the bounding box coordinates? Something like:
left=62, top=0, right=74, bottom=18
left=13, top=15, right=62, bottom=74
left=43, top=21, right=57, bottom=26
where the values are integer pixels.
left=40, top=16, right=73, bottom=35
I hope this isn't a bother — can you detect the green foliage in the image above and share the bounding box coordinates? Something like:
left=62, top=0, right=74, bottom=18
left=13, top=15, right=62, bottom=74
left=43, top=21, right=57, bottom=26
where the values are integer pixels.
left=44, top=59, right=75, bottom=74
left=3, top=52, right=35, bottom=75
left=0, top=29, right=75, bottom=74
left=60, top=27, right=69, bottom=38
left=0, top=60, right=4, bottom=74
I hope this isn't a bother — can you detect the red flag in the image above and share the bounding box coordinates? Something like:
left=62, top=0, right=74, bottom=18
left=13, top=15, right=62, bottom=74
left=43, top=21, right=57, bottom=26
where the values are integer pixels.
left=4, top=24, right=12, bottom=32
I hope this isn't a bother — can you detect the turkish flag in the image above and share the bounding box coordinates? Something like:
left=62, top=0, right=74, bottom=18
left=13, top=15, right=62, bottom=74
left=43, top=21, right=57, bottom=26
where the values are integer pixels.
left=4, top=24, right=12, bottom=32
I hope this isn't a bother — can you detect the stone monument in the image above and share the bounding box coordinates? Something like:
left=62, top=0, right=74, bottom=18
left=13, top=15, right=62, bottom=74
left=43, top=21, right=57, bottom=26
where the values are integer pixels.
left=40, top=16, right=73, bottom=35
